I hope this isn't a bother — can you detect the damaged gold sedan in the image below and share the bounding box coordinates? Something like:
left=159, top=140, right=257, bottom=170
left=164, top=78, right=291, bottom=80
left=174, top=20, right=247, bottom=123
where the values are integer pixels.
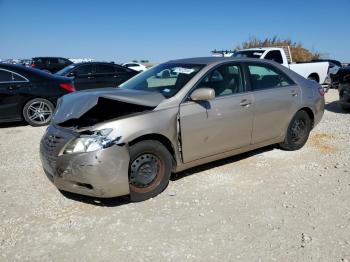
left=40, top=57, right=325, bottom=201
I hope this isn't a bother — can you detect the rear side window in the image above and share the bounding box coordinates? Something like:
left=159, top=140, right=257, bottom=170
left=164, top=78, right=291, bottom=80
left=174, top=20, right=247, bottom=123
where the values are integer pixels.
left=264, top=50, right=283, bottom=64
left=0, top=70, right=12, bottom=82
left=248, top=64, right=294, bottom=90
left=96, top=65, right=115, bottom=74
left=114, top=66, right=129, bottom=73
left=0, top=69, right=27, bottom=82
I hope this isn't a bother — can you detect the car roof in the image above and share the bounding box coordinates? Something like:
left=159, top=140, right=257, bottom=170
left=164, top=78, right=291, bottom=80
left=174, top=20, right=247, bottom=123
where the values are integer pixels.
left=32, top=57, right=69, bottom=59
left=0, top=63, right=71, bottom=80
left=167, top=56, right=264, bottom=65
left=71, top=62, right=121, bottom=66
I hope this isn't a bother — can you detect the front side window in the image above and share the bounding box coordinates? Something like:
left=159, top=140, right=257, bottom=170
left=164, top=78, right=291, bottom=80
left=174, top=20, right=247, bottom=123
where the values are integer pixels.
left=248, top=64, right=294, bottom=90
left=120, top=63, right=204, bottom=98
left=75, top=65, right=94, bottom=75
left=197, top=64, right=245, bottom=97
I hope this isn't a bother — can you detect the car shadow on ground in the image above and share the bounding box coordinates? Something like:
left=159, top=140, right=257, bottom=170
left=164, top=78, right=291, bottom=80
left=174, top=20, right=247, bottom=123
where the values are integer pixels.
left=171, top=145, right=275, bottom=181
left=59, top=190, right=131, bottom=207
left=0, top=121, right=27, bottom=128
left=61, top=145, right=275, bottom=207
left=325, top=100, right=349, bottom=114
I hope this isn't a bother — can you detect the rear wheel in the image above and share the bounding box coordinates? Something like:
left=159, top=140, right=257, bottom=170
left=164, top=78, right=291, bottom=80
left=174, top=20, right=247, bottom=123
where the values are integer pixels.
left=340, top=104, right=350, bottom=111
left=129, top=140, right=172, bottom=202
left=280, top=110, right=312, bottom=151
left=307, top=76, right=318, bottom=83
left=23, top=98, right=54, bottom=126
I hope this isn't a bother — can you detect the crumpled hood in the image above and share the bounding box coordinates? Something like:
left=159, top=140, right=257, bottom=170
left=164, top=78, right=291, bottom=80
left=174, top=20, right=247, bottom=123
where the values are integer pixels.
left=53, top=88, right=166, bottom=124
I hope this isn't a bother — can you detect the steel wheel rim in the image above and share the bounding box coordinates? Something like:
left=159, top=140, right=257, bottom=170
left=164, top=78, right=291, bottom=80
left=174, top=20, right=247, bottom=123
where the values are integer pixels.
left=129, top=153, right=164, bottom=193
left=290, top=119, right=307, bottom=143
left=27, top=101, right=52, bottom=124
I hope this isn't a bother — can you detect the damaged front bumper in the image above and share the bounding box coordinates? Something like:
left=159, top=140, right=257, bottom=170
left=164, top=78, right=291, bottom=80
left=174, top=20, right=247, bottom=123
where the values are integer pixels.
left=40, top=125, right=130, bottom=198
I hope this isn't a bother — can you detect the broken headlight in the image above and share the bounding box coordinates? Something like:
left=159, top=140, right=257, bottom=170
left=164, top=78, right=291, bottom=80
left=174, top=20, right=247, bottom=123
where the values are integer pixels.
left=62, top=128, right=119, bottom=154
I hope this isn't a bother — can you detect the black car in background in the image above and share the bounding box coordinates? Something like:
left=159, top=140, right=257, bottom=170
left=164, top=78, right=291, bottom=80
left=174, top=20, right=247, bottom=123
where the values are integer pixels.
left=338, top=66, right=350, bottom=111
left=55, top=62, right=139, bottom=90
left=31, top=57, right=73, bottom=73
left=0, top=64, right=75, bottom=126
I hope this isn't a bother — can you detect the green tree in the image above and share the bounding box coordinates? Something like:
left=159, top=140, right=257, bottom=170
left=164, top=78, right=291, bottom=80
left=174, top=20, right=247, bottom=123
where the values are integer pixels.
left=235, top=36, right=321, bottom=62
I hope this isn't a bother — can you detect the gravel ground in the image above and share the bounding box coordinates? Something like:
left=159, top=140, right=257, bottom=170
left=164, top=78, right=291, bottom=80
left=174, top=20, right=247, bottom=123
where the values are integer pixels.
left=0, top=89, right=349, bottom=262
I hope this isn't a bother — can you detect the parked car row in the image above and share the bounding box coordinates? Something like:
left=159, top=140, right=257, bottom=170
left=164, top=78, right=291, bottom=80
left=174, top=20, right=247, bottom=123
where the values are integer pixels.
left=0, top=64, right=75, bottom=126
left=55, top=62, right=139, bottom=90
left=0, top=61, right=139, bottom=126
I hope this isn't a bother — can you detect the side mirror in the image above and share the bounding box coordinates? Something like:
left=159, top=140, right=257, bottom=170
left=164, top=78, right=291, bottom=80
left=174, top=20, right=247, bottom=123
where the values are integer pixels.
left=68, top=71, right=77, bottom=77
left=190, top=87, right=215, bottom=101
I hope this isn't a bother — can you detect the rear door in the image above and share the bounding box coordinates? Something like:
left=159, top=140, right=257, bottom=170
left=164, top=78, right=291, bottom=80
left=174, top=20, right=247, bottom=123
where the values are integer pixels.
left=73, top=64, right=96, bottom=90
left=95, top=64, right=118, bottom=88
left=0, top=69, right=29, bottom=120
left=180, top=63, right=254, bottom=163
left=246, top=62, right=300, bottom=144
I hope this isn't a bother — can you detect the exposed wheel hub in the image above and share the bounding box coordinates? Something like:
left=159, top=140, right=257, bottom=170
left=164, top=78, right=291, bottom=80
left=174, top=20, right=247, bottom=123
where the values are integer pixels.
left=130, top=154, right=160, bottom=188
left=291, top=119, right=306, bottom=142
left=27, top=101, right=52, bottom=124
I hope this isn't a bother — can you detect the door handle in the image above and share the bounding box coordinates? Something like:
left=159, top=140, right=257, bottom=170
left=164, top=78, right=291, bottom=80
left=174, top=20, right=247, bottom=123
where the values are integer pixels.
left=240, top=99, right=251, bottom=107
left=7, top=85, right=21, bottom=90
left=291, top=90, right=298, bottom=96
left=88, top=76, right=95, bottom=79
left=113, top=75, right=120, bottom=78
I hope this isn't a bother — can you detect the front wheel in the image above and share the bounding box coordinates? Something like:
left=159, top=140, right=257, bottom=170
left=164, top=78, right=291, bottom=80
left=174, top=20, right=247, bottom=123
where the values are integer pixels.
left=279, top=110, right=312, bottom=151
left=23, top=98, right=55, bottom=126
left=129, top=140, right=173, bottom=202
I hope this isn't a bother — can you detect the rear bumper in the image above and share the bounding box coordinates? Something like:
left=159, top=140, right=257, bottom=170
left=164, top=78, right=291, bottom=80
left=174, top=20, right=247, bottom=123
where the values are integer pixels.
left=313, top=96, right=325, bottom=128
left=339, top=84, right=350, bottom=105
left=40, top=125, right=130, bottom=198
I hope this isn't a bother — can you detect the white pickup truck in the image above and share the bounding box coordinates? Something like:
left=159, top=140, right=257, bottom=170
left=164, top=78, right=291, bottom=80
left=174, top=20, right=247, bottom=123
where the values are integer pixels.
left=213, top=47, right=330, bottom=85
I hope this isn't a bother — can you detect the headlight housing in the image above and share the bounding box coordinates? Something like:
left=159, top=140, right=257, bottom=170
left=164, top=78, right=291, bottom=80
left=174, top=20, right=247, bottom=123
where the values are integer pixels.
left=62, top=128, right=120, bottom=154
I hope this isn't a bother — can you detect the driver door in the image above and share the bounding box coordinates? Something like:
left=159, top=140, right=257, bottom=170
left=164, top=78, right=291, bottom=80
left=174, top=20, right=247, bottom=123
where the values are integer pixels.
left=179, top=63, right=254, bottom=163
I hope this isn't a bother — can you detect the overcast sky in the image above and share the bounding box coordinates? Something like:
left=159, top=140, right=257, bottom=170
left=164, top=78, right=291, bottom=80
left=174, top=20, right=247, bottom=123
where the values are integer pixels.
left=0, top=0, right=349, bottom=63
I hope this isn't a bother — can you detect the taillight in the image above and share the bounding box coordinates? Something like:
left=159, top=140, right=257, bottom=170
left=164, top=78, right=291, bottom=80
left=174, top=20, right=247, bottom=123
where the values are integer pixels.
left=318, top=86, right=325, bottom=97
left=60, top=83, right=76, bottom=92
left=31, top=63, right=35, bottom=67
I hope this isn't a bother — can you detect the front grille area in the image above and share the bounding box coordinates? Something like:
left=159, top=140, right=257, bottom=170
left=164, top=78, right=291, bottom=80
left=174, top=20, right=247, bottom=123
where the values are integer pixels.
left=42, top=135, right=63, bottom=154
left=40, top=126, right=76, bottom=174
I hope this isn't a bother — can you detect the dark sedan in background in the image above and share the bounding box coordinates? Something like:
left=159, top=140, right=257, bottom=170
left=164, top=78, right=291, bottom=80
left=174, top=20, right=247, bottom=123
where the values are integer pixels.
left=0, top=64, right=75, bottom=126
left=55, top=62, right=139, bottom=90
left=338, top=65, right=350, bottom=111
left=31, top=57, right=73, bottom=73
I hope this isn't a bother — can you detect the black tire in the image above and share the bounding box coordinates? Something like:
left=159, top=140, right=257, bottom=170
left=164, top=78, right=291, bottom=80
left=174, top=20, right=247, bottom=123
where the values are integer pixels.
left=23, top=98, right=55, bottom=127
left=340, top=104, right=350, bottom=111
left=129, top=140, right=172, bottom=202
left=279, top=110, right=312, bottom=151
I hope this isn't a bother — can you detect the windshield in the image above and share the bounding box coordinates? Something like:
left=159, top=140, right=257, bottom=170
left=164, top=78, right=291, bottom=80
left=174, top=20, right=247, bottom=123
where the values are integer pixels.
left=233, top=50, right=264, bottom=59
left=55, top=64, right=75, bottom=76
left=120, top=63, right=204, bottom=98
